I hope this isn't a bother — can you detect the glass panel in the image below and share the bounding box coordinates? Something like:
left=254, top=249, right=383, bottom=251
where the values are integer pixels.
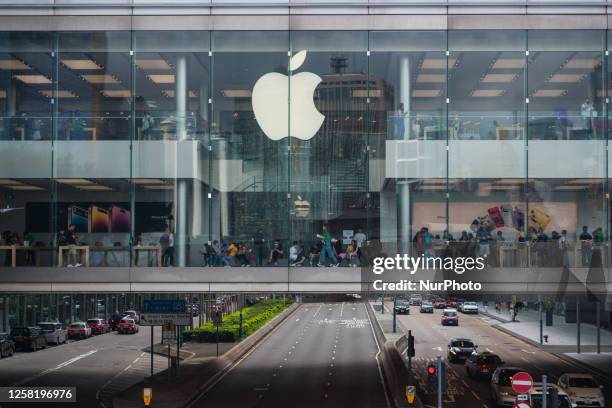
left=369, top=31, right=447, bottom=261
left=288, top=31, right=368, bottom=270
left=0, top=32, right=54, bottom=267
left=133, top=31, right=211, bottom=267
left=211, top=31, right=289, bottom=267
left=448, top=30, right=527, bottom=268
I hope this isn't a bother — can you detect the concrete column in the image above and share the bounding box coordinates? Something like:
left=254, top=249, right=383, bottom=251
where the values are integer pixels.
left=397, top=56, right=412, bottom=255
left=1, top=296, right=7, bottom=332
left=175, top=56, right=188, bottom=267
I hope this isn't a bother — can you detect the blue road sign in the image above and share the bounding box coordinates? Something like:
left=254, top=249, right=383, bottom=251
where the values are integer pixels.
left=143, top=299, right=186, bottom=314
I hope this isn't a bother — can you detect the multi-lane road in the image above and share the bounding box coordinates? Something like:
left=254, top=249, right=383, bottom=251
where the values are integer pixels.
left=393, top=304, right=612, bottom=408
left=192, top=302, right=389, bottom=408
left=0, top=328, right=166, bottom=408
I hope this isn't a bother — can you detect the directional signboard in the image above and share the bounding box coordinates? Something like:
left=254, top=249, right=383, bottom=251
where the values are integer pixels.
left=141, top=299, right=190, bottom=326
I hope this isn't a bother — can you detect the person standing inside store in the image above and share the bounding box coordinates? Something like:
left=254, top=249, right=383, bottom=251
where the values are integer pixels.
left=579, top=225, right=593, bottom=267
left=66, top=224, right=80, bottom=267
left=252, top=229, right=266, bottom=267
left=317, top=225, right=338, bottom=267
left=354, top=228, right=366, bottom=261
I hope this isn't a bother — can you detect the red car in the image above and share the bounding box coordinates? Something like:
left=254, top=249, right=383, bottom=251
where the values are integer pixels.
left=465, top=352, right=504, bottom=378
left=67, top=322, right=92, bottom=339
left=87, top=318, right=110, bottom=335
left=433, top=300, right=447, bottom=309
left=117, top=318, right=139, bottom=334
left=446, top=300, right=458, bottom=309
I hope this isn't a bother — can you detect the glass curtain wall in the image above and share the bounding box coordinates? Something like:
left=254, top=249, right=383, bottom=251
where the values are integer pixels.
left=447, top=31, right=527, bottom=267
left=288, top=31, right=368, bottom=268
left=369, top=31, right=447, bottom=262
left=211, top=31, right=289, bottom=267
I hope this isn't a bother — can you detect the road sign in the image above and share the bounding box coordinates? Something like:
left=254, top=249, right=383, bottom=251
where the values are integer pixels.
left=513, top=402, right=531, bottom=408
left=517, top=394, right=529, bottom=401
left=405, top=385, right=416, bottom=405
left=140, top=313, right=191, bottom=326
left=143, top=299, right=186, bottom=314
left=512, top=372, right=533, bottom=394
left=162, top=323, right=176, bottom=343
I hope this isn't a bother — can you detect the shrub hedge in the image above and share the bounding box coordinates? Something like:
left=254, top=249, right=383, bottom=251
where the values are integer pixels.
left=183, top=299, right=293, bottom=343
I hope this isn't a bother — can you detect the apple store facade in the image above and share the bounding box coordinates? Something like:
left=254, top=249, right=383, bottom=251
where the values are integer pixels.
left=0, top=3, right=611, bottom=310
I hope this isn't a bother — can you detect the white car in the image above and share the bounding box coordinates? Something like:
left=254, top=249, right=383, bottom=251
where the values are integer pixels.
left=36, top=322, right=67, bottom=345
left=558, top=373, right=605, bottom=408
left=461, top=302, right=479, bottom=314
left=528, top=383, right=575, bottom=408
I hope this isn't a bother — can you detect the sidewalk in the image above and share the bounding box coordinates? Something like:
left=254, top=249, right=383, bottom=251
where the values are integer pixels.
left=480, top=303, right=612, bottom=377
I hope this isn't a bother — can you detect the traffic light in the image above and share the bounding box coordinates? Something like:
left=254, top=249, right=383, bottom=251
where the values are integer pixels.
left=426, top=364, right=437, bottom=392
left=407, top=333, right=415, bottom=358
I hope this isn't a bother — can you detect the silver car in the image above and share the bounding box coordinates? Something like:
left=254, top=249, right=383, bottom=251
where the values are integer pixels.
left=36, top=322, right=67, bottom=345
left=490, top=367, right=529, bottom=407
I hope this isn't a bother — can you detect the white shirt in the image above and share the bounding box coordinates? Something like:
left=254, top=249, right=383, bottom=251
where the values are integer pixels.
left=354, top=232, right=366, bottom=248
left=289, top=245, right=299, bottom=260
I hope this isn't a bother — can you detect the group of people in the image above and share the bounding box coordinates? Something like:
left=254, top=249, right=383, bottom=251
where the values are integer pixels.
left=198, top=226, right=367, bottom=268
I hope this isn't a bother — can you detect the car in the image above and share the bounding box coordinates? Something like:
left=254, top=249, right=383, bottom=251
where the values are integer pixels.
left=394, top=300, right=410, bottom=315
left=109, top=314, right=123, bottom=331
left=420, top=301, right=434, bottom=313
left=447, top=338, right=477, bottom=362
left=117, top=318, right=139, bottom=334
left=528, top=383, right=576, bottom=408
left=461, top=302, right=479, bottom=314
left=123, top=310, right=140, bottom=324
left=36, top=322, right=67, bottom=345
left=558, top=373, right=605, bottom=408
left=446, top=300, right=458, bottom=309
left=433, top=300, right=447, bottom=309
left=409, top=294, right=422, bottom=306
left=490, top=367, right=528, bottom=407
left=466, top=352, right=504, bottom=378
left=67, top=322, right=92, bottom=339
left=87, top=318, right=110, bottom=335
left=456, top=299, right=466, bottom=311
left=0, top=333, right=15, bottom=357
left=10, top=327, right=47, bottom=351
left=441, top=308, right=459, bottom=326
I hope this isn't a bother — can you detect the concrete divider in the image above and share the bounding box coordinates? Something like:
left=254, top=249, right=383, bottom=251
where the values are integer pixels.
left=365, top=302, right=422, bottom=408
left=113, top=302, right=300, bottom=408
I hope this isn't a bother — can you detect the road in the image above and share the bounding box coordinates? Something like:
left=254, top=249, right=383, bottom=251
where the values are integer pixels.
left=193, top=302, right=389, bottom=408
left=0, top=328, right=166, bottom=408
left=394, top=305, right=612, bottom=408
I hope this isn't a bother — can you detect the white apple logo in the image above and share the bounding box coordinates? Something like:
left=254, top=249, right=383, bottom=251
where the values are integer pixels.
left=252, top=50, right=325, bottom=141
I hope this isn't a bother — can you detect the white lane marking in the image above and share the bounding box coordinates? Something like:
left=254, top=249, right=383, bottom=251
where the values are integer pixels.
left=432, top=346, right=442, bottom=351
left=471, top=390, right=481, bottom=401
left=312, top=305, right=322, bottom=319
left=521, top=348, right=536, bottom=354
left=15, top=349, right=98, bottom=386
left=365, top=303, right=392, bottom=408
left=340, top=302, right=344, bottom=317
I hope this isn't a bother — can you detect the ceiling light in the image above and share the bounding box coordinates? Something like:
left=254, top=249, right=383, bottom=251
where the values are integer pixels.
left=481, top=74, right=517, bottom=83
left=101, top=90, right=131, bottom=98
left=419, top=185, right=447, bottom=190
left=143, top=185, right=174, bottom=190
left=221, top=90, right=252, bottom=98
left=548, top=74, right=585, bottom=83
left=56, top=178, right=94, bottom=185
left=0, top=60, right=30, bottom=70
left=13, top=75, right=52, bottom=84
left=61, top=59, right=102, bottom=70
left=131, top=179, right=166, bottom=185
left=562, top=58, right=601, bottom=69
left=162, top=89, right=198, bottom=98
left=491, top=59, right=525, bottom=69
left=493, top=179, right=526, bottom=185
left=566, top=179, right=602, bottom=184
left=471, top=89, right=505, bottom=97
left=135, top=59, right=173, bottom=70
left=352, top=90, right=382, bottom=98
left=554, top=185, right=590, bottom=190
left=412, top=90, right=441, bottom=98
left=532, top=89, right=566, bottom=97
left=0, top=91, right=5, bottom=98
left=148, top=74, right=175, bottom=84
left=74, top=185, right=113, bottom=191
left=421, top=180, right=447, bottom=185
left=7, top=185, right=44, bottom=191
left=421, top=58, right=456, bottom=69
left=39, top=90, right=77, bottom=99
left=416, top=74, right=445, bottom=83
left=0, top=179, right=22, bottom=185
left=81, top=74, right=119, bottom=84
